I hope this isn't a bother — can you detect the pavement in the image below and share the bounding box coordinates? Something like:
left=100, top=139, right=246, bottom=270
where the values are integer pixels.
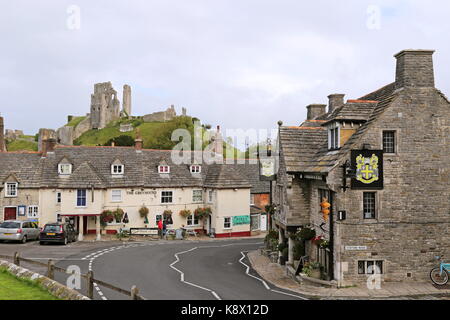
left=247, top=250, right=450, bottom=300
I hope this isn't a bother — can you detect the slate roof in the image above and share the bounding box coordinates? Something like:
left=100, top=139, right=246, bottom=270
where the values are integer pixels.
left=279, top=82, right=398, bottom=174
left=0, top=146, right=269, bottom=192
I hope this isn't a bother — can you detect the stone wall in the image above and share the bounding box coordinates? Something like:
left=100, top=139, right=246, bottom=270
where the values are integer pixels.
left=0, top=260, right=89, bottom=300
left=143, top=105, right=177, bottom=122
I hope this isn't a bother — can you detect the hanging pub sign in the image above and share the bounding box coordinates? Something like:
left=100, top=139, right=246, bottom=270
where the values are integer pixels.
left=351, top=150, right=384, bottom=190
left=259, top=158, right=276, bottom=181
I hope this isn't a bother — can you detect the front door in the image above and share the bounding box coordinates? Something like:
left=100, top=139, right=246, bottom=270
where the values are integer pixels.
left=4, top=207, right=17, bottom=221
left=83, top=216, right=88, bottom=235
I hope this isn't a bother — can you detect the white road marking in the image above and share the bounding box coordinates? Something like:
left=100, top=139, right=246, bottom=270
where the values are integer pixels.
left=239, top=251, right=308, bottom=300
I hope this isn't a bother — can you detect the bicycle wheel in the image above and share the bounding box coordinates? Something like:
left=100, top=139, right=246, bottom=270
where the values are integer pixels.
left=430, top=267, right=449, bottom=285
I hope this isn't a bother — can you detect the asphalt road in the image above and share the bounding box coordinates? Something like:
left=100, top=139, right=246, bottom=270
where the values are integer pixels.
left=55, top=238, right=307, bottom=300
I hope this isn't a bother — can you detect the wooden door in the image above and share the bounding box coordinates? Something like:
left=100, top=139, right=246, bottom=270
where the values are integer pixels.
left=83, top=216, right=88, bottom=235
left=4, top=207, right=17, bottom=220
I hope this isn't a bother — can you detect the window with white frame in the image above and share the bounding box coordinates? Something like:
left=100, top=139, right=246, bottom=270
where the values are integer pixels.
left=192, top=190, right=203, bottom=203
left=56, top=192, right=62, bottom=204
left=58, top=163, right=72, bottom=175
left=224, top=217, right=232, bottom=229
left=27, top=205, right=39, bottom=218
left=187, top=214, right=199, bottom=226
left=111, top=164, right=124, bottom=175
left=5, top=183, right=18, bottom=197
left=328, top=123, right=340, bottom=150
left=161, top=191, right=173, bottom=203
left=77, top=189, right=87, bottom=207
left=190, top=165, right=201, bottom=173
left=111, top=190, right=122, bottom=202
left=158, top=165, right=170, bottom=174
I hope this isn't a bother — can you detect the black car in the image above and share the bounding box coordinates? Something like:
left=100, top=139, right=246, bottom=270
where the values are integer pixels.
left=39, top=223, right=77, bottom=245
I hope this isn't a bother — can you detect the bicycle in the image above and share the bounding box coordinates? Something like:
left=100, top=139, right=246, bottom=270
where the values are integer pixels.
left=430, top=255, right=450, bottom=286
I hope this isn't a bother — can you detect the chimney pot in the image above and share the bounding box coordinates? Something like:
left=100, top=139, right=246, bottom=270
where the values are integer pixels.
left=306, top=104, right=327, bottom=120
left=328, top=94, right=345, bottom=113
left=394, top=49, right=435, bottom=89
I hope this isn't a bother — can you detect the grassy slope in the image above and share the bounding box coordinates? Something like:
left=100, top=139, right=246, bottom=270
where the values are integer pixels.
left=6, top=139, right=38, bottom=151
left=67, top=116, right=86, bottom=127
left=0, top=268, right=59, bottom=300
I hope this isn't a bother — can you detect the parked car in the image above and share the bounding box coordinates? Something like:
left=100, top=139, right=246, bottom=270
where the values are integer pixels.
left=39, top=222, right=77, bottom=245
left=0, top=220, right=40, bottom=243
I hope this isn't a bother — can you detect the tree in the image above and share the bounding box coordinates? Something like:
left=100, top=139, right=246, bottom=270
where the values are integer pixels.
left=104, top=135, right=135, bottom=146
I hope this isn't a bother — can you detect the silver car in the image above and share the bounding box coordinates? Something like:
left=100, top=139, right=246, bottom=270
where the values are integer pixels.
left=0, top=220, right=40, bottom=243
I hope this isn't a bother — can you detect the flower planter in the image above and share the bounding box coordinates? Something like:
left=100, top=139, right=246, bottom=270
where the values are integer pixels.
left=310, top=269, right=321, bottom=279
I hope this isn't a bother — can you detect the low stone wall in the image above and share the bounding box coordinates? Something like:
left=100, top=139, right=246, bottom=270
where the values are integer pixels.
left=0, top=260, right=89, bottom=300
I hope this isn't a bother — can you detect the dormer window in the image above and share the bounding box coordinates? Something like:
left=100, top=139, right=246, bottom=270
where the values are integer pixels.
left=158, top=165, right=170, bottom=174
left=5, top=182, right=18, bottom=197
left=190, top=165, right=201, bottom=173
left=328, top=122, right=340, bottom=150
left=111, top=164, right=124, bottom=175
left=58, top=163, right=72, bottom=175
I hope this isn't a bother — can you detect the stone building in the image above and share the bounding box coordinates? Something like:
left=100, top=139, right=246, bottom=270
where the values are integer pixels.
left=90, top=82, right=121, bottom=129
left=0, top=132, right=269, bottom=240
left=274, top=49, right=450, bottom=286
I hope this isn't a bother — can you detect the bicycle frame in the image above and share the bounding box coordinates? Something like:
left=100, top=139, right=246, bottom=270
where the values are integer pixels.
left=439, top=262, right=450, bottom=273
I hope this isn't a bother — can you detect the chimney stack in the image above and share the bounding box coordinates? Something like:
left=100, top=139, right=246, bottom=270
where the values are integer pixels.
left=394, top=49, right=435, bottom=89
left=42, top=138, right=56, bottom=157
left=0, top=116, right=5, bottom=152
left=134, top=128, right=143, bottom=151
left=328, top=94, right=345, bottom=113
left=306, top=104, right=327, bottom=120
left=213, top=125, right=223, bottom=156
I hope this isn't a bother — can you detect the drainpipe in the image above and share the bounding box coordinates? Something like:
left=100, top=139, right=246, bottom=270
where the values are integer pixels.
left=329, top=191, right=335, bottom=281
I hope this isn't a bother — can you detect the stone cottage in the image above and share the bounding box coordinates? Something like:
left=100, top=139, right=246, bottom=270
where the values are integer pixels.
left=274, top=49, right=450, bottom=286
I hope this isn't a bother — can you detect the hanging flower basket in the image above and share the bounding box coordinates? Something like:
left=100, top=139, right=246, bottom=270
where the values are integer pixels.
left=139, top=206, right=149, bottom=218
left=100, top=210, right=114, bottom=228
left=194, top=207, right=211, bottom=220
left=113, top=208, right=125, bottom=223
left=297, top=227, right=316, bottom=241
left=163, top=210, right=173, bottom=217
left=179, top=209, right=192, bottom=218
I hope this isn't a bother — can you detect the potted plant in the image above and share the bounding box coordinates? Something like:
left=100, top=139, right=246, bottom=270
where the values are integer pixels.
left=139, top=205, right=149, bottom=218
left=302, top=261, right=321, bottom=279
left=179, top=209, right=192, bottom=218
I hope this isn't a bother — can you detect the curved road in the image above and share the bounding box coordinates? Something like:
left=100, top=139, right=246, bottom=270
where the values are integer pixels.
left=53, top=238, right=307, bottom=300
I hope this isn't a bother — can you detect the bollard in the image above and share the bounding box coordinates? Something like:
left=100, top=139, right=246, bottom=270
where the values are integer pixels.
left=86, top=271, right=94, bottom=299
left=47, top=259, right=55, bottom=279
left=131, top=285, right=139, bottom=300
left=13, top=252, right=20, bottom=266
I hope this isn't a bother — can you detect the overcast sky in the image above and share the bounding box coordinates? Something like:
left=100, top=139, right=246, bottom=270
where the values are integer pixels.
left=1, top=0, right=450, bottom=146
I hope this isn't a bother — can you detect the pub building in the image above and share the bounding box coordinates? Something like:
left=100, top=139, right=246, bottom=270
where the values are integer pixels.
left=273, top=49, right=450, bottom=286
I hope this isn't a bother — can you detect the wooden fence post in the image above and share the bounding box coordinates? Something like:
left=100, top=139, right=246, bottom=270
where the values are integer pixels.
left=13, top=252, right=20, bottom=266
left=47, top=259, right=54, bottom=279
left=87, top=271, right=94, bottom=299
left=131, top=285, right=139, bottom=300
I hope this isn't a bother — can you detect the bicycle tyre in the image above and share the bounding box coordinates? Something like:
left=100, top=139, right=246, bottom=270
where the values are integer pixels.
left=430, top=267, right=449, bottom=285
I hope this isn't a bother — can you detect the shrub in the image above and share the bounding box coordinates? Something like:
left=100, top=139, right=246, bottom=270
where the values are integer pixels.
left=282, top=247, right=289, bottom=259
left=264, top=230, right=278, bottom=244
left=293, top=241, right=305, bottom=260
left=104, top=135, right=135, bottom=146
left=277, top=242, right=288, bottom=252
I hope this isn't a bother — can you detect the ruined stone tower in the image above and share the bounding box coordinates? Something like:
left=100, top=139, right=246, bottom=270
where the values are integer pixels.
left=122, top=84, right=132, bottom=117
left=90, top=82, right=121, bottom=129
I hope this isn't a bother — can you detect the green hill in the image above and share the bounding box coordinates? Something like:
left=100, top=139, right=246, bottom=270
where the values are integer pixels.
left=6, top=139, right=38, bottom=152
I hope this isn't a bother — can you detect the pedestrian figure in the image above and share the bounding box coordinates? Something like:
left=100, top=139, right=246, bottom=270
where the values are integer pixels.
left=158, top=219, right=163, bottom=239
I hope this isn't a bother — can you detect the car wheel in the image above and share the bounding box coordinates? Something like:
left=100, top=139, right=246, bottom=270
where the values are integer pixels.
left=21, top=236, right=27, bottom=244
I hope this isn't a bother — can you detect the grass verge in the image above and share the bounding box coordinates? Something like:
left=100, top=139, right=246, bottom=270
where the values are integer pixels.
left=0, top=267, right=60, bottom=300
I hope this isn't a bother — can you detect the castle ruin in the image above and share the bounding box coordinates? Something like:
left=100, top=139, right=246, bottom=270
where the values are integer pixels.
left=90, top=82, right=121, bottom=129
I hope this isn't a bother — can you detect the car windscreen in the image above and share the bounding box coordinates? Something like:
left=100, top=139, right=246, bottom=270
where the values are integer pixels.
left=43, top=225, right=61, bottom=232
left=0, top=222, right=20, bottom=229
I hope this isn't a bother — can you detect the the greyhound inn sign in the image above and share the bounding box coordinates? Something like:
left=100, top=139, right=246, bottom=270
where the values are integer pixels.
left=351, top=150, right=384, bottom=190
